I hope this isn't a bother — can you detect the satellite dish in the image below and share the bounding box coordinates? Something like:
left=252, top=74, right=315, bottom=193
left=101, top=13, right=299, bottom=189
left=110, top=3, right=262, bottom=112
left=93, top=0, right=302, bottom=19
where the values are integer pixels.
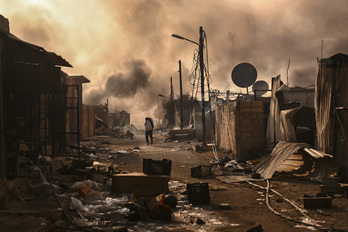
left=252, top=80, right=269, bottom=97
left=231, top=63, right=257, bottom=88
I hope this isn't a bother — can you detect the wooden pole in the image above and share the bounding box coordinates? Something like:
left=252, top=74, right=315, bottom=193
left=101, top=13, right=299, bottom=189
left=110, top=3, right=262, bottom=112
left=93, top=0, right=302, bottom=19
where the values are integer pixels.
left=170, top=77, right=174, bottom=126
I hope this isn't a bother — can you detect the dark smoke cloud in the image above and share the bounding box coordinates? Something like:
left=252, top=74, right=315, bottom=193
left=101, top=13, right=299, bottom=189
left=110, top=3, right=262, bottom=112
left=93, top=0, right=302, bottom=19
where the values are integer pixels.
left=2, top=0, right=348, bottom=126
left=105, top=60, right=151, bottom=98
left=85, top=59, right=151, bottom=104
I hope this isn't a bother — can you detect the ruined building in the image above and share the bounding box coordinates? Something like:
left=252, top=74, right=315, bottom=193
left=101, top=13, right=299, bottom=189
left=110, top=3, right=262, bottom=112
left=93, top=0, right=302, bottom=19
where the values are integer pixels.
left=0, top=15, right=86, bottom=179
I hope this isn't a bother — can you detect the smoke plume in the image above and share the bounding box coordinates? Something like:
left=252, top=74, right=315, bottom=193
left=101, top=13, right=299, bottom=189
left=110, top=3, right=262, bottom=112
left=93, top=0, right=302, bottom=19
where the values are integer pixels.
left=2, top=0, right=348, bottom=127
left=85, top=59, right=151, bottom=104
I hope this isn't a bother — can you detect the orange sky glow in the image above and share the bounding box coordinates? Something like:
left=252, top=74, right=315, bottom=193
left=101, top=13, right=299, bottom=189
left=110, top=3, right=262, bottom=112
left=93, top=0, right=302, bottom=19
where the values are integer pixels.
left=1, top=0, right=348, bottom=127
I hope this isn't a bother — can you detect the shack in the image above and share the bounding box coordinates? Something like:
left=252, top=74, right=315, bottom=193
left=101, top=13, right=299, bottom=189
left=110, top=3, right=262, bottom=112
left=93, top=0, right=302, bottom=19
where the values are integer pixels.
left=316, top=53, right=348, bottom=180
left=81, top=104, right=96, bottom=140
left=215, top=100, right=265, bottom=160
left=266, top=76, right=315, bottom=146
left=65, top=75, right=93, bottom=143
left=0, top=15, right=72, bottom=178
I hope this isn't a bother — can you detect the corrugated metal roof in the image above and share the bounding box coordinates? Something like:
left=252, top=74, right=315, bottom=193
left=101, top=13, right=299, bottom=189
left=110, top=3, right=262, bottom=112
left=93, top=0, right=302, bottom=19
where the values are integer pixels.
left=255, top=141, right=311, bottom=179
left=0, top=30, right=72, bottom=67
left=68, top=75, right=90, bottom=84
left=303, top=148, right=333, bottom=159
left=256, top=141, right=332, bottom=179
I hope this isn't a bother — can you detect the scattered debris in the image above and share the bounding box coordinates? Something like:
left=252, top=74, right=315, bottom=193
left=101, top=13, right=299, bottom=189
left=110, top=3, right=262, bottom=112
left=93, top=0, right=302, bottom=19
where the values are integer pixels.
left=301, top=194, right=332, bottom=209
left=191, top=165, right=211, bottom=177
left=143, top=158, right=172, bottom=175
left=164, top=129, right=196, bottom=142
left=219, top=203, right=230, bottom=209
left=321, top=177, right=348, bottom=195
left=246, top=224, right=264, bottom=232
left=316, top=209, right=330, bottom=216
left=125, top=130, right=134, bottom=139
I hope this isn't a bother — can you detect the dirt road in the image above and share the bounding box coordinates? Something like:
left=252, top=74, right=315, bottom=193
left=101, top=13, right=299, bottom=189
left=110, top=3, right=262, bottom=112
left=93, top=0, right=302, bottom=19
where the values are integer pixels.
left=100, top=130, right=348, bottom=232
left=0, top=130, right=347, bottom=232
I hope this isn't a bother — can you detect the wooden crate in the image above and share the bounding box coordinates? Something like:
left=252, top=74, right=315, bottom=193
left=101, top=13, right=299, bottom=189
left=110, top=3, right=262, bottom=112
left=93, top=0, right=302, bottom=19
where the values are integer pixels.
left=112, top=173, right=169, bottom=196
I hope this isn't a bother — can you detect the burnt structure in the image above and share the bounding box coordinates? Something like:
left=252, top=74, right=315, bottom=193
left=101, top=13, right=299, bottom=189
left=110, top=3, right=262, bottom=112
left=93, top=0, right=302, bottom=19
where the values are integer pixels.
left=66, top=75, right=91, bottom=144
left=266, top=76, right=315, bottom=146
left=316, top=53, right=348, bottom=179
left=0, top=15, right=72, bottom=177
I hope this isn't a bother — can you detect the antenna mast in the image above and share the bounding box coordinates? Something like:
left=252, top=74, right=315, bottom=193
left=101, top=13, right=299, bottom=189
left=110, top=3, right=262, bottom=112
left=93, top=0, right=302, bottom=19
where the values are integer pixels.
left=286, top=60, right=291, bottom=86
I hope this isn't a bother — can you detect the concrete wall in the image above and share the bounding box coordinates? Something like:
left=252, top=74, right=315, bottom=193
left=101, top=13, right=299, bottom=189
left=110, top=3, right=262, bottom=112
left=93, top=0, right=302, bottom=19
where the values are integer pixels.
left=216, top=100, right=265, bottom=160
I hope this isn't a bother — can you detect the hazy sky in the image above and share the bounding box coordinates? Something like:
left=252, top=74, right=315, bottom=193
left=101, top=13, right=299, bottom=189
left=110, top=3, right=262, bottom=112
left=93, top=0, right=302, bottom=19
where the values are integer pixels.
left=1, top=0, right=348, bottom=127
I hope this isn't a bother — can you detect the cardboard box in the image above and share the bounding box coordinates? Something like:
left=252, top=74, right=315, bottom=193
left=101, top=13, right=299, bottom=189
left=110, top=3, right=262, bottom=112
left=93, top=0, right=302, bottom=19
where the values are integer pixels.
left=112, top=173, right=169, bottom=196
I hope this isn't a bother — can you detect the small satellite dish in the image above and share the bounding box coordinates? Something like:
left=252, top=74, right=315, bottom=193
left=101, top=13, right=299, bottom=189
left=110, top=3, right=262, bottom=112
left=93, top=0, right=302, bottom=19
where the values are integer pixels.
left=231, top=63, right=257, bottom=88
left=252, top=80, right=269, bottom=97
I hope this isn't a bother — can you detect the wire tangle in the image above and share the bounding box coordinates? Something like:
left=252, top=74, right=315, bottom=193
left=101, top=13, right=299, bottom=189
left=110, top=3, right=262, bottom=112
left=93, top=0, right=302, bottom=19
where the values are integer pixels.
left=188, top=30, right=212, bottom=101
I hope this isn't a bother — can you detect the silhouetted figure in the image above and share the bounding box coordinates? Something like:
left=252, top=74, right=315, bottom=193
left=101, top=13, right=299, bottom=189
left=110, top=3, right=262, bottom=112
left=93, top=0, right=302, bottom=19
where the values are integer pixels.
left=144, top=117, right=154, bottom=145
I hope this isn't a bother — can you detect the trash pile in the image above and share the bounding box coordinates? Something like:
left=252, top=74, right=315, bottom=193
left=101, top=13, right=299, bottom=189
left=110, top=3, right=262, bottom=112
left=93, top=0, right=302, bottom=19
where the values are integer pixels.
left=14, top=146, right=233, bottom=231
left=60, top=180, right=230, bottom=231
left=210, top=157, right=261, bottom=179
left=111, top=125, right=138, bottom=139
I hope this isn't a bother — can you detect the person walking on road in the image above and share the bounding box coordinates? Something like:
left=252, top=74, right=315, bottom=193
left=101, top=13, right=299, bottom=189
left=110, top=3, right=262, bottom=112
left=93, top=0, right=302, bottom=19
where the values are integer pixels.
left=144, top=117, right=154, bottom=145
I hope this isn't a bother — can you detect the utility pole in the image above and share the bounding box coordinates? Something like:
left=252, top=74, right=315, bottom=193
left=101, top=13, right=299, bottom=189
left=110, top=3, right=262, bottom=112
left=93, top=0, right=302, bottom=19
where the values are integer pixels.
left=170, top=77, right=174, bottom=102
left=171, top=26, right=206, bottom=145
left=179, top=60, right=184, bottom=130
left=170, top=77, right=174, bottom=127
left=199, top=26, right=206, bottom=146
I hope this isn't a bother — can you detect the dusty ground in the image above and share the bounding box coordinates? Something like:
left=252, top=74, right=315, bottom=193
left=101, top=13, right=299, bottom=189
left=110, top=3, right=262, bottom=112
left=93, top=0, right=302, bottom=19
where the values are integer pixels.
left=0, top=130, right=347, bottom=232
